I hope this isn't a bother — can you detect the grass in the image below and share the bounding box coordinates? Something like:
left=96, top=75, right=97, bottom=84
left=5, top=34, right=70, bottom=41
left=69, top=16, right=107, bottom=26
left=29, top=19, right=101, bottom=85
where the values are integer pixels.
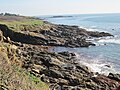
left=0, top=43, right=49, bottom=90
left=0, top=16, right=44, bottom=31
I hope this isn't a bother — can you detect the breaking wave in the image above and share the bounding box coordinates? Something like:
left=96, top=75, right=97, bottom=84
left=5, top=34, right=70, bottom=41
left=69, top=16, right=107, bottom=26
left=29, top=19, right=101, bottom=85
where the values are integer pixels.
left=98, top=37, right=120, bottom=45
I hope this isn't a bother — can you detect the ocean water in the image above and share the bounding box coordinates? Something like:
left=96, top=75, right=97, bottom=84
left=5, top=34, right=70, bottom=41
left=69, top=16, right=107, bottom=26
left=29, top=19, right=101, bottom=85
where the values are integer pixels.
left=40, top=13, right=120, bottom=75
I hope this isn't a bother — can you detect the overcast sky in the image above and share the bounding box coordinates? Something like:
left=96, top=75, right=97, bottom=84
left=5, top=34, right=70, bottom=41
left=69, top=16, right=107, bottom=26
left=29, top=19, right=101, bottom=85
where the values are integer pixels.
left=0, top=0, right=120, bottom=16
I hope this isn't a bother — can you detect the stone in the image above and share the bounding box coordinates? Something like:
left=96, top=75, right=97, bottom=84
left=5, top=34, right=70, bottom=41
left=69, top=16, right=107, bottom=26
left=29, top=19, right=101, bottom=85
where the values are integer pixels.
left=68, top=78, right=81, bottom=86
left=58, top=51, right=76, bottom=57
left=62, top=85, right=74, bottom=90
left=58, top=78, right=69, bottom=85
left=41, top=69, right=64, bottom=78
left=49, top=77, right=58, bottom=83
left=76, top=64, right=91, bottom=74
left=50, top=69, right=64, bottom=78
left=108, top=73, right=120, bottom=82
left=41, top=74, right=50, bottom=83
left=31, top=69, right=40, bottom=74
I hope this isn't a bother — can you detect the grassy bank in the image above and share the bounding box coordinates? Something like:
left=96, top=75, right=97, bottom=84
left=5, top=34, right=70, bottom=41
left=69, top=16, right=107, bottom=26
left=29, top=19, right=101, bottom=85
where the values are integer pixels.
left=0, top=42, right=49, bottom=90
left=0, top=16, right=44, bottom=31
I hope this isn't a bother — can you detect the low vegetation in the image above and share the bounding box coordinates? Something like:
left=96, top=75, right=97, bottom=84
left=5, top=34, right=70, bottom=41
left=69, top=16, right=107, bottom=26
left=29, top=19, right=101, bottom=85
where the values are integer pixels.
left=0, top=42, right=49, bottom=90
left=0, top=16, right=44, bottom=31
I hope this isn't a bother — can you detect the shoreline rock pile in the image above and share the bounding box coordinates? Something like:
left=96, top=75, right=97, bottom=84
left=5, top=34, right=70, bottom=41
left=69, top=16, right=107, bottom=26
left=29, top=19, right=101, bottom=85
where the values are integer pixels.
left=0, top=21, right=119, bottom=90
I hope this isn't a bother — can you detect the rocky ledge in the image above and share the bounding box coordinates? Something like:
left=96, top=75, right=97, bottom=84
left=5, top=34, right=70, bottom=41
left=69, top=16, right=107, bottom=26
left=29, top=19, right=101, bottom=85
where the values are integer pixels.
left=0, top=23, right=113, bottom=48
left=0, top=18, right=119, bottom=90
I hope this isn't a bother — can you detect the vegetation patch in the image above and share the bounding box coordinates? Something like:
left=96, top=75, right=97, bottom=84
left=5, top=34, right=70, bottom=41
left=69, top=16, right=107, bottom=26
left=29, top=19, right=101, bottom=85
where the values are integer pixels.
left=0, top=16, right=44, bottom=31
left=0, top=44, right=49, bottom=90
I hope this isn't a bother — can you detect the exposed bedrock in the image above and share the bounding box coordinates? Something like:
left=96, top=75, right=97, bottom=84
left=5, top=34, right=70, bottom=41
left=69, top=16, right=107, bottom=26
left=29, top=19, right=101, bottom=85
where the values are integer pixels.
left=0, top=24, right=113, bottom=48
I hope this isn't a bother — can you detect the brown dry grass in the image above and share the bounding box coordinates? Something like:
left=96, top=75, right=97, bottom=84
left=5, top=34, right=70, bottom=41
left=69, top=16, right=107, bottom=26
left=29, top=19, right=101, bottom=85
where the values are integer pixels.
left=0, top=44, right=49, bottom=90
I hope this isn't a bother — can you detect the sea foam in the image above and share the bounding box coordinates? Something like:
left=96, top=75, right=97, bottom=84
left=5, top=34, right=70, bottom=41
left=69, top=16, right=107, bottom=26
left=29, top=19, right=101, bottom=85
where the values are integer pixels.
left=98, top=38, right=120, bottom=44
left=76, top=53, right=117, bottom=76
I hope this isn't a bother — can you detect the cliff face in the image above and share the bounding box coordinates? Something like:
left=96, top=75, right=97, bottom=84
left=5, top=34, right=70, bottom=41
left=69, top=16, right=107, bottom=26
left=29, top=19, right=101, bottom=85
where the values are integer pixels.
left=0, top=24, right=48, bottom=45
left=0, top=16, right=119, bottom=90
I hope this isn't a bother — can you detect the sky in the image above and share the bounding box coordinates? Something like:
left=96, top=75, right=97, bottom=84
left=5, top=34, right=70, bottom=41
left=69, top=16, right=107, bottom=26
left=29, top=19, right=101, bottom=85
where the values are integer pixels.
left=0, top=0, right=120, bottom=16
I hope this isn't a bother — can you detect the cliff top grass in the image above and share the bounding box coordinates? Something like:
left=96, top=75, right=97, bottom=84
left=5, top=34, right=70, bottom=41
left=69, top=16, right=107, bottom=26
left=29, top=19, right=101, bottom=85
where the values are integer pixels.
left=0, top=16, right=44, bottom=31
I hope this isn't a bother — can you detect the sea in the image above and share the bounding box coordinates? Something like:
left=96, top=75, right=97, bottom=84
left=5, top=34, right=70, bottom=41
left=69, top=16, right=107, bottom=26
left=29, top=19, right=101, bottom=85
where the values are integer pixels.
left=39, top=13, right=120, bottom=75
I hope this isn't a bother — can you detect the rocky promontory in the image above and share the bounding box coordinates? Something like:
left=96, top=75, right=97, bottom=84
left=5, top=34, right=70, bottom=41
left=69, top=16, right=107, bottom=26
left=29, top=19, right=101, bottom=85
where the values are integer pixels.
left=0, top=15, right=119, bottom=90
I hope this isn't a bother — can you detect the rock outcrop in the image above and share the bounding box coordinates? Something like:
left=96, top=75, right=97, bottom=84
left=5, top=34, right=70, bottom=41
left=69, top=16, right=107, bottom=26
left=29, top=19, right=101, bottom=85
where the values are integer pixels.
left=16, top=44, right=120, bottom=90
left=0, top=23, right=113, bottom=48
left=0, top=18, right=118, bottom=90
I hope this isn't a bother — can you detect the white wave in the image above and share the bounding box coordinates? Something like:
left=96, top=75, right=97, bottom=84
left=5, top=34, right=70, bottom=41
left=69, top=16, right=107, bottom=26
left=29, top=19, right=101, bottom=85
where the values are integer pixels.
left=79, top=26, right=109, bottom=33
left=79, top=26, right=98, bottom=31
left=91, top=26, right=97, bottom=28
left=76, top=53, right=117, bottom=76
left=88, top=28, right=98, bottom=31
left=79, top=60, right=116, bottom=76
left=98, top=38, right=120, bottom=44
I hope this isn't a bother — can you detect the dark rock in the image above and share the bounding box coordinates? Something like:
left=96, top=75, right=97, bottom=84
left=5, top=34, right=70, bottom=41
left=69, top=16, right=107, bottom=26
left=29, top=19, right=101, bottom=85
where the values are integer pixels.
left=58, top=78, right=69, bottom=85
left=41, top=69, right=64, bottom=78
left=50, top=69, right=64, bottom=78
left=68, top=78, right=81, bottom=86
left=62, top=64, right=75, bottom=70
left=58, top=51, right=76, bottom=57
left=88, top=31, right=113, bottom=37
left=0, top=24, right=48, bottom=45
left=0, top=85, right=9, bottom=90
left=108, top=73, right=120, bottom=82
left=41, top=74, right=50, bottom=83
left=76, top=64, right=91, bottom=74
left=49, top=77, right=58, bottom=83
left=50, top=84, right=61, bottom=90
left=62, top=85, right=74, bottom=90
left=104, top=64, right=111, bottom=68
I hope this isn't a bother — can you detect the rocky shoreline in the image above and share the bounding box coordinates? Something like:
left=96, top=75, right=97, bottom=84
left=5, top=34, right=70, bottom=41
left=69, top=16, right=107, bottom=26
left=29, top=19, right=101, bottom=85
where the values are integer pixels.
left=0, top=22, right=113, bottom=48
left=0, top=17, right=120, bottom=90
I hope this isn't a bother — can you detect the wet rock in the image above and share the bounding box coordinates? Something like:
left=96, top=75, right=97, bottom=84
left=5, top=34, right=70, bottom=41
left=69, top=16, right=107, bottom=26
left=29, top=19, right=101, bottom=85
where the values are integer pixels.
left=59, top=51, right=75, bottom=56
left=75, top=63, right=91, bottom=74
left=88, top=31, right=113, bottom=37
left=108, top=73, right=120, bottom=82
left=104, top=64, right=111, bottom=68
